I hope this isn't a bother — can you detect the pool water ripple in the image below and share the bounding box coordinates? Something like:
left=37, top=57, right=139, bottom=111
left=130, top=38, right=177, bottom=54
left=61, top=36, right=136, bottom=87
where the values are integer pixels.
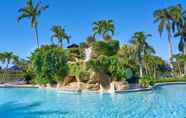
left=0, top=84, right=186, bottom=118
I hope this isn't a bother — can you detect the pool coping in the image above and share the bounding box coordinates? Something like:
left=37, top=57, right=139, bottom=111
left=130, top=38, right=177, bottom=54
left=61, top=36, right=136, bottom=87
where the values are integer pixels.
left=44, top=82, right=186, bottom=94
left=1, top=82, right=186, bottom=93
left=0, top=84, right=38, bottom=88
left=116, top=82, right=186, bottom=93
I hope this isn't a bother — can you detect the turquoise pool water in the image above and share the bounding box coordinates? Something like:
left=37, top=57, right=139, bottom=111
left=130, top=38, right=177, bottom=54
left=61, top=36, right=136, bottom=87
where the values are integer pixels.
left=0, top=84, right=186, bottom=118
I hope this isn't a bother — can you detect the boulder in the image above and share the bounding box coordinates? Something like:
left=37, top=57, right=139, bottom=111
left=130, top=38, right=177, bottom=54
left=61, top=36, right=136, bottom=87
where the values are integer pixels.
left=87, top=72, right=100, bottom=84
left=113, top=81, right=128, bottom=91
left=99, top=73, right=111, bottom=89
left=63, top=82, right=86, bottom=90
left=88, top=72, right=111, bottom=85
left=46, top=83, right=52, bottom=89
left=63, top=76, right=77, bottom=86
left=86, top=83, right=100, bottom=91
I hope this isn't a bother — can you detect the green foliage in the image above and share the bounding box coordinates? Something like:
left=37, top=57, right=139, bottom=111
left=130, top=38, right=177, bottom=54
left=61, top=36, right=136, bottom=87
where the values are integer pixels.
left=0, top=52, right=19, bottom=68
left=139, top=76, right=155, bottom=88
left=79, top=71, right=90, bottom=82
left=87, top=55, right=132, bottom=81
left=144, top=55, right=166, bottom=79
left=107, top=56, right=129, bottom=81
left=51, top=25, right=71, bottom=47
left=156, top=77, right=186, bottom=83
left=69, top=62, right=90, bottom=82
left=87, top=55, right=109, bottom=73
left=130, top=32, right=155, bottom=63
left=15, top=59, right=36, bottom=84
left=18, top=0, right=49, bottom=47
left=117, top=45, right=138, bottom=72
left=172, top=54, right=186, bottom=77
left=30, top=45, right=69, bottom=84
left=92, top=40, right=119, bottom=57
left=0, top=71, right=25, bottom=83
left=92, top=19, right=115, bottom=39
left=68, top=47, right=84, bottom=62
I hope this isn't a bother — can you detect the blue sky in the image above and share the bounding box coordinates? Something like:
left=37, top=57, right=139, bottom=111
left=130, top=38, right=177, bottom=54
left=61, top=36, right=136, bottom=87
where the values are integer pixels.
left=0, top=0, right=186, bottom=60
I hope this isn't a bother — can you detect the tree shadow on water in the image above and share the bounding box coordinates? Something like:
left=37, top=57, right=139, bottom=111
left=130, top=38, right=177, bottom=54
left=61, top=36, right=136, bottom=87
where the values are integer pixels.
left=0, top=101, right=71, bottom=118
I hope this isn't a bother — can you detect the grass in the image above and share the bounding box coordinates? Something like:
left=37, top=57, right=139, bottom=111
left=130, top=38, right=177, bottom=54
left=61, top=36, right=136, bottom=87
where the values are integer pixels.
left=155, top=77, right=186, bottom=83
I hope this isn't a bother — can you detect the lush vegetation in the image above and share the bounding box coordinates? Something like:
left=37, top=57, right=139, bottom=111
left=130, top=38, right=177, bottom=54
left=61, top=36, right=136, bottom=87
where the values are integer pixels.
left=30, top=45, right=69, bottom=86
left=1, top=1, right=186, bottom=90
left=139, top=76, right=155, bottom=88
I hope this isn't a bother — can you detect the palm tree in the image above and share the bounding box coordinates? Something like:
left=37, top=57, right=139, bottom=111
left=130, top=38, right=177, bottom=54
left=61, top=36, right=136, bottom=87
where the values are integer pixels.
left=0, top=53, right=6, bottom=68
left=172, top=5, right=186, bottom=74
left=176, top=23, right=186, bottom=73
left=169, top=4, right=185, bottom=31
left=51, top=25, right=71, bottom=47
left=92, top=19, right=115, bottom=39
left=154, top=7, right=174, bottom=66
left=130, top=32, right=155, bottom=77
left=18, top=0, right=48, bottom=48
left=144, top=55, right=165, bottom=79
left=0, top=52, right=19, bottom=69
left=3, top=52, right=16, bottom=69
left=172, top=54, right=186, bottom=77
left=85, top=35, right=96, bottom=44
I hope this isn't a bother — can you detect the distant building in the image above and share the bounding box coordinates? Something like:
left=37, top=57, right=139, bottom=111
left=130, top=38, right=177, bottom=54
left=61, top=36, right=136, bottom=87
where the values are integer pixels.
left=8, top=65, right=23, bottom=72
left=67, top=44, right=79, bottom=48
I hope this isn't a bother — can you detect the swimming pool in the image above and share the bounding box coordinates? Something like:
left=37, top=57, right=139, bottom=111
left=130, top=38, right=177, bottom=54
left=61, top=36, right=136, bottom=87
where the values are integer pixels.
left=0, top=84, right=186, bottom=118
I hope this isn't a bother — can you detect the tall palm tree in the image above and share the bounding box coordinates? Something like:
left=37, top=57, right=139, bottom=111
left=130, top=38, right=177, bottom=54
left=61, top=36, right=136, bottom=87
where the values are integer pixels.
left=3, top=52, right=15, bottom=69
left=18, top=0, right=48, bottom=48
left=169, top=4, right=185, bottom=32
left=0, top=52, right=18, bottom=69
left=175, top=18, right=186, bottom=74
left=0, top=53, right=6, bottom=65
left=170, top=4, right=186, bottom=74
left=130, top=32, right=155, bottom=77
left=51, top=25, right=71, bottom=47
left=154, top=7, right=174, bottom=66
left=92, top=19, right=115, bottom=39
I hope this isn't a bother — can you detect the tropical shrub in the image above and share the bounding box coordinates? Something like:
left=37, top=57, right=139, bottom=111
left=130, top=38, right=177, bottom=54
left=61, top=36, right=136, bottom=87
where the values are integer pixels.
left=79, top=71, right=90, bottom=82
left=68, top=47, right=82, bottom=62
left=156, top=77, right=186, bottom=83
left=92, top=40, right=119, bottom=57
left=87, top=55, right=132, bottom=81
left=108, top=56, right=130, bottom=81
left=117, top=45, right=138, bottom=81
left=30, top=45, right=69, bottom=85
left=144, top=55, right=166, bottom=79
left=87, top=55, right=109, bottom=73
left=69, top=62, right=89, bottom=82
left=15, top=59, right=35, bottom=84
left=139, top=76, right=155, bottom=88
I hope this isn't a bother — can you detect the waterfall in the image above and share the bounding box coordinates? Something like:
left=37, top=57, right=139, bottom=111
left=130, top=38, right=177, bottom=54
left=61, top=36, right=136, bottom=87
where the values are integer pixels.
left=84, top=47, right=92, bottom=62
left=108, top=82, right=115, bottom=93
left=99, top=82, right=115, bottom=93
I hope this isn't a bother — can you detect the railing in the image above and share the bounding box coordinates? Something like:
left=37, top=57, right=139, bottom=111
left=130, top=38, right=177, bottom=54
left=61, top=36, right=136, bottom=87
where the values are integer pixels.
left=0, top=71, right=25, bottom=83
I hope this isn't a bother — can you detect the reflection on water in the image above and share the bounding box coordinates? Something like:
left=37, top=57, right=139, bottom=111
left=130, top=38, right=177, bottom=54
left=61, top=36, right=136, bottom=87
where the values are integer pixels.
left=0, top=101, right=71, bottom=118
left=1, top=84, right=186, bottom=118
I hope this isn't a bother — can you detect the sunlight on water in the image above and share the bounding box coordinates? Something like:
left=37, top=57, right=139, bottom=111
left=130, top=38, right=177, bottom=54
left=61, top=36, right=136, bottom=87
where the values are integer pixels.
left=1, top=84, right=186, bottom=118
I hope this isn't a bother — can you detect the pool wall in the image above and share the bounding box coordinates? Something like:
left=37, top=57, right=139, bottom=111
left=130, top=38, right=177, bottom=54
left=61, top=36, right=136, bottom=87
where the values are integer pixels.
left=1, top=82, right=186, bottom=94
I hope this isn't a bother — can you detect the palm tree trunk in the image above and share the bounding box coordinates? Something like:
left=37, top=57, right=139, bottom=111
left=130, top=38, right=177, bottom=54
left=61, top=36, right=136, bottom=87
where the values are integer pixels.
left=144, top=64, right=148, bottom=75
left=51, top=38, right=54, bottom=45
left=177, top=63, right=182, bottom=77
left=139, top=65, right=143, bottom=77
left=168, top=32, right=173, bottom=68
left=6, top=60, right=10, bottom=69
left=154, top=67, right=156, bottom=79
left=6, top=63, right=9, bottom=69
left=34, top=25, right=40, bottom=48
left=60, top=40, right=63, bottom=48
left=183, top=42, right=186, bottom=75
